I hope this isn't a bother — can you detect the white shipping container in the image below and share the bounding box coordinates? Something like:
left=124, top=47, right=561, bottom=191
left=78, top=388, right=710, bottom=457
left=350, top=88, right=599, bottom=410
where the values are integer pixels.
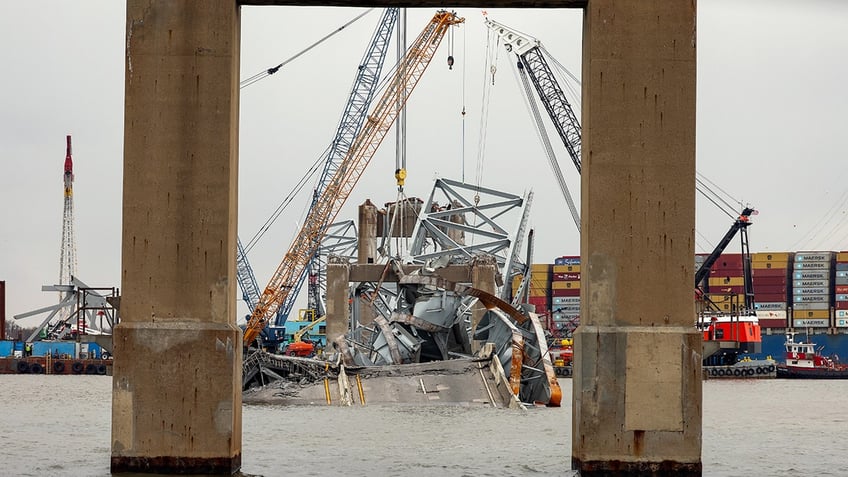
left=793, top=295, right=830, bottom=303
left=794, top=261, right=830, bottom=270
left=792, top=287, right=830, bottom=295
left=756, top=310, right=787, bottom=319
left=552, top=296, right=581, bottom=305
left=792, top=302, right=830, bottom=311
left=793, top=280, right=829, bottom=288
left=552, top=312, right=580, bottom=320
left=553, top=305, right=580, bottom=313
left=793, top=318, right=829, bottom=327
left=795, top=252, right=834, bottom=262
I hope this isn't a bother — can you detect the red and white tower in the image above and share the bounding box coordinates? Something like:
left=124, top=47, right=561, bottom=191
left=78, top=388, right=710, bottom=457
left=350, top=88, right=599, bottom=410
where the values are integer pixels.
left=59, top=135, right=78, bottom=294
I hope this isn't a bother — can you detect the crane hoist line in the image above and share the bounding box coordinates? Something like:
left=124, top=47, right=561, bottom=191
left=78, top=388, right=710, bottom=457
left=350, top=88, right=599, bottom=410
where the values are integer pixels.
left=242, top=10, right=465, bottom=348
left=484, top=18, right=582, bottom=233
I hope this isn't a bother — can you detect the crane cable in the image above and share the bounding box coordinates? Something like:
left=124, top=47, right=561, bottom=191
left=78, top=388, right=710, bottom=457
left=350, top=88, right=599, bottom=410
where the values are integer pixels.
left=791, top=188, right=848, bottom=250
left=510, top=56, right=580, bottom=232
left=243, top=147, right=330, bottom=253
left=541, top=45, right=582, bottom=111
left=696, top=173, right=739, bottom=220
left=240, top=9, right=376, bottom=89
left=460, top=24, right=467, bottom=183
left=475, top=27, right=499, bottom=195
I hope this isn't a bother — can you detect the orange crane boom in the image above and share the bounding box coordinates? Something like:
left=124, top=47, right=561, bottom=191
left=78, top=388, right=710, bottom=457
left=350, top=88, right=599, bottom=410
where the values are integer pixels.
left=243, top=10, right=464, bottom=347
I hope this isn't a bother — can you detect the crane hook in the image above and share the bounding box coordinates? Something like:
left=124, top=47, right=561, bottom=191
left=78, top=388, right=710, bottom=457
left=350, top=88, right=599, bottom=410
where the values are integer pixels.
left=395, top=168, right=407, bottom=191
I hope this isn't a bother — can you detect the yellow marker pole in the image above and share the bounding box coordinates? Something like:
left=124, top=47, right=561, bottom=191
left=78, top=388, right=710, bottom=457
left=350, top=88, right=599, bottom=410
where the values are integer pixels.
left=323, top=363, right=332, bottom=405
left=356, top=374, right=366, bottom=406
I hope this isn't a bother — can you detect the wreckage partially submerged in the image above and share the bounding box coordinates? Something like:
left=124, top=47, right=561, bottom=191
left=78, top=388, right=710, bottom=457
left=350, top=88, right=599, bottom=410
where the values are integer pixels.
left=243, top=269, right=561, bottom=408
left=243, top=179, right=562, bottom=408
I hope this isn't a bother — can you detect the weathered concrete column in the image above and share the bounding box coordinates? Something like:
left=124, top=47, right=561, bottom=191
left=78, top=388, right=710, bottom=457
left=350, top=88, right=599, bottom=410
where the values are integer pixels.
left=357, top=200, right=379, bottom=329
left=358, top=199, right=378, bottom=264
left=573, top=1, right=701, bottom=475
left=326, top=256, right=351, bottom=348
left=470, top=255, right=498, bottom=352
left=111, top=1, right=242, bottom=474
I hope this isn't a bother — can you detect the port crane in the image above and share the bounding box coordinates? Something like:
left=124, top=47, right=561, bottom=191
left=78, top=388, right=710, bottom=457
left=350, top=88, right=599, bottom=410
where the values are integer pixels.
left=695, top=205, right=756, bottom=311
left=236, top=8, right=398, bottom=337
left=486, top=18, right=757, bottom=321
left=243, top=10, right=465, bottom=349
left=484, top=18, right=582, bottom=232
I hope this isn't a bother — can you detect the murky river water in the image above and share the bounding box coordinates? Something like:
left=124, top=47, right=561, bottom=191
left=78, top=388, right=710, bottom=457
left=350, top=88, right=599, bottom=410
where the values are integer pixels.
left=1, top=376, right=846, bottom=476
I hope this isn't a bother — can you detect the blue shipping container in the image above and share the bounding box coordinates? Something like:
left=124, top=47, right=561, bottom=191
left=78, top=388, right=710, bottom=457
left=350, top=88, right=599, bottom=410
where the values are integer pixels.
left=32, top=341, right=77, bottom=358
left=0, top=341, right=13, bottom=357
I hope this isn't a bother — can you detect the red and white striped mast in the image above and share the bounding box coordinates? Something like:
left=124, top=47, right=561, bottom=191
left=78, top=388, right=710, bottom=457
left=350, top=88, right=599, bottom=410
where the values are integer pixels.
left=59, top=135, right=78, bottom=323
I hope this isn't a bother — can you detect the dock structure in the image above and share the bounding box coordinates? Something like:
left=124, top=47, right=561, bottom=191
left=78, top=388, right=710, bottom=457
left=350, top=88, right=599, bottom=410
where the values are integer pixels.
left=573, top=1, right=701, bottom=474
left=117, top=0, right=699, bottom=475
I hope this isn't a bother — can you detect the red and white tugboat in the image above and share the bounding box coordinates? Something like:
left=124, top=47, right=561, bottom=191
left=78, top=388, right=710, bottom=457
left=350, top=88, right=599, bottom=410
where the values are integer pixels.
left=777, top=331, right=848, bottom=379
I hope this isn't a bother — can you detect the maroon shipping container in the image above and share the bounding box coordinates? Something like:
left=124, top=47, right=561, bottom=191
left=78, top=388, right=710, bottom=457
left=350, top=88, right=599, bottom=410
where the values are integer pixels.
left=551, top=288, right=580, bottom=297
left=753, top=284, right=789, bottom=294
left=552, top=272, right=580, bottom=281
left=758, top=318, right=788, bottom=328
left=712, top=253, right=743, bottom=270
left=836, top=302, right=848, bottom=310
left=709, top=269, right=743, bottom=278
left=527, top=296, right=549, bottom=307
left=753, top=268, right=790, bottom=278
left=752, top=276, right=788, bottom=286
left=756, top=293, right=788, bottom=302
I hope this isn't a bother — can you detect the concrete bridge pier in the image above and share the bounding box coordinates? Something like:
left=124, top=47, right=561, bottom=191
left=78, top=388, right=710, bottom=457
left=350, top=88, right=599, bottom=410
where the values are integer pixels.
left=572, top=1, right=701, bottom=474
left=111, top=1, right=242, bottom=473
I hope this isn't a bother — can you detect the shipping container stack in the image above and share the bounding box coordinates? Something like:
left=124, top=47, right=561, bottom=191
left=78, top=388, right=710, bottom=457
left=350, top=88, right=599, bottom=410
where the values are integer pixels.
left=834, top=252, right=848, bottom=329
left=511, top=263, right=552, bottom=319
left=751, top=252, right=791, bottom=328
left=791, top=251, right=834, bottom=330
left=706, top=253, right=746, bottom=313
left=550, top=256, right=581, bottom=335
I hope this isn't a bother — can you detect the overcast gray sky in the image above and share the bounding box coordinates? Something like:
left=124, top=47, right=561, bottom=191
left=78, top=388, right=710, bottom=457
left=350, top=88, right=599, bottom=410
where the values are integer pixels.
left=2, top=1, right=847, bottom=323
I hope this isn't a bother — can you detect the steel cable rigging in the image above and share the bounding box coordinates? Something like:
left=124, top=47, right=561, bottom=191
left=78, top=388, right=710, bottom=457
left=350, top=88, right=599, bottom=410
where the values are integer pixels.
left=791, top=188, right=848, bottom=251
left=240, top=9, right=375, bottom=89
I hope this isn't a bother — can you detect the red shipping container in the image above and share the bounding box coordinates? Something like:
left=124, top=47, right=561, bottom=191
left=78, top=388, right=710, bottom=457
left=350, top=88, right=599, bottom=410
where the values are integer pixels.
left=836, top=285, right=848, bottom=294
left=753, top=284, right=789, bottom=294
left=753, top=268, right=790, bottom=278
left=756, top=293, right=788, bottom=302
left=527, top=296, right=549, bottom=307
left=836, top=302, right=848, bottom=310
left=553, top=272, right=580, bottom=281
left=752, top=276, right=788, bottom=286
left=710, top=267, right=743, bottom=276
left=759, top=318, right=788, bottom=328
left=551, top=288, right=581, bottom=297
left=712, top=254, right=743, bottom=270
